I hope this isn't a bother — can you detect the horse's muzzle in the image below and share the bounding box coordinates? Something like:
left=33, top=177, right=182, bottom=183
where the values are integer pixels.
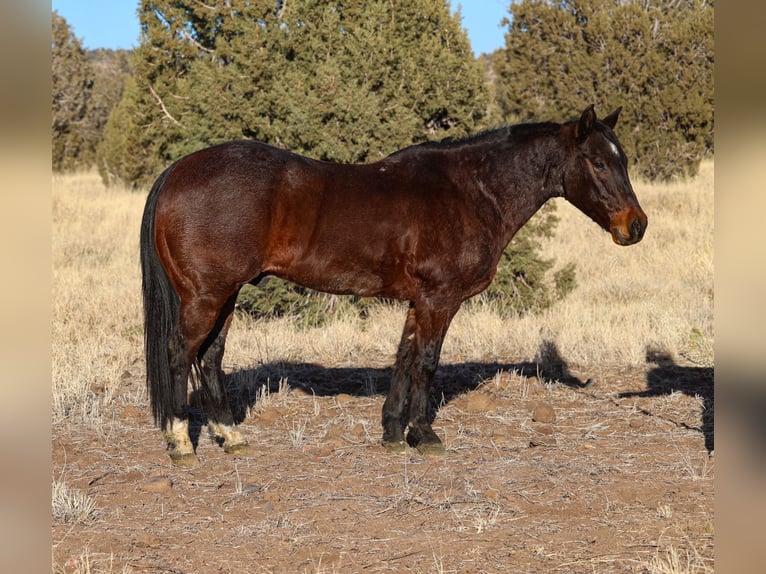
left=610, top=208, right=647, bottom=246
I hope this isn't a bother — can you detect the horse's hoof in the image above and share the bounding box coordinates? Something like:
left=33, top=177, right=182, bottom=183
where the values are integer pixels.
left=169, top=451, right=199, bottom=468
left=382, top=440, right=407, bottom=453
left=415, top=441, right=446, bottom=457
left=224, top=442, right=254, bottom=456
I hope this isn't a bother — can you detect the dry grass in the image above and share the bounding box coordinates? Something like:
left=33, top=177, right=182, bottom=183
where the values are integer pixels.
left=648, top=546, right=714, bottom=574
left=52, top=549, right=132, bottom=574
left=51, top=162, right=713, bottom=424
left=52, top=171, right=147, bottom=424
left=530, top=160, right=714, bottom=367
left=51, top=479, right=97, bottom=525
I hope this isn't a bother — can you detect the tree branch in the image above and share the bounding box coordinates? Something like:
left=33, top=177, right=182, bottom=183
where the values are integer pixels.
left=148, top=84, right=184, bottom=127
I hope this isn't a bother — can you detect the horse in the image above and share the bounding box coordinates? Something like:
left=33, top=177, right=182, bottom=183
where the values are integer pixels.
left=140, top=105, right=647, bottom=467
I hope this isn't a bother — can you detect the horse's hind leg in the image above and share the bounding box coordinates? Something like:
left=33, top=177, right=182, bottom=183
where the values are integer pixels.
left=198, top=294, right=252, bottom=455
left=164, top=293, right=233, bottom=466
left=163, top=325, right=199, bottom=467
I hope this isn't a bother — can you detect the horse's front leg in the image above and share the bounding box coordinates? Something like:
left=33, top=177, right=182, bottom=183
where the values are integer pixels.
left=404, top=300, right=460, bottom=455
left=381, top=303, right=417, bottom=452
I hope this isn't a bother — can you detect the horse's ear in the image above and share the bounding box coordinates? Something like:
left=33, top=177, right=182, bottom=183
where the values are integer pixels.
left=576, top=105, right=596, bottom=142
left=602, top=107, right=622, bottom=130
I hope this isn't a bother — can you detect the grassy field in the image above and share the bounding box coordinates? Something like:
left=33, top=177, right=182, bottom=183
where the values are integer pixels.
left=52, top=162, right=713, bottom=425
left=52, top=162, right=713, bottom=573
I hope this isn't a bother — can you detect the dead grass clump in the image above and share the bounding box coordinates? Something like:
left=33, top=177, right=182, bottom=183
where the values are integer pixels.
left=52, top=550, right=132, bottom=574
left=648, top=546, right=714, bottom=574
left=51, top=479, right=97, bottom=524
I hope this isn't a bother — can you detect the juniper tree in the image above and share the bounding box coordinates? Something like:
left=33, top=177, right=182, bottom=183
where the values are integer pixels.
left=52, top=11, right=94, bottom=172
left=99, top=0, right=487, bottom=187
left=494, top=0, right=713, bottom=181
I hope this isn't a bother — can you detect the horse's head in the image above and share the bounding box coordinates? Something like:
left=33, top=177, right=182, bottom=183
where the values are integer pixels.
left=562, top=105, right=647, bottom=246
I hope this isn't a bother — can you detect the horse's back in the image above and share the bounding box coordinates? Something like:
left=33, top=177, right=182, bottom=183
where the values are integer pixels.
left=162, top=140, right=301, bottom=202
left=151, top=139, right=494, bottom=300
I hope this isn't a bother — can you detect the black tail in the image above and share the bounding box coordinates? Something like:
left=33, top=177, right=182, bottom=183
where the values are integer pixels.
left=140, top=163, right=178, bottom=429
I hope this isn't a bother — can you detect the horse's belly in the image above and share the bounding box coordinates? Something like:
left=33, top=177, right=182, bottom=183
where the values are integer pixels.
left=278, top=249, right=416, bottom=300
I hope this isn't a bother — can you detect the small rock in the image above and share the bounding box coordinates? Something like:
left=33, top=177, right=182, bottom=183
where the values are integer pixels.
left=532, top=402, right=556, bottom=423
left=465, top=393, right=494, bottom=413
left=349, top=423, right=366, bottom=438
left=535, top=424, right=555, bottom=436
left=242, top=483, right=259, bottom=495
left=529, top=425, right=557, bottom=447
left=257, top=407, right=282, bottom=423
left=529, top=436, right=557, bottom=448
left=122, top=404, right=142, bottom=419
left=493, top=374, right=515, bottom=390
left=324, top=423, right=344, bottom=440
left=141, top=476, right=172, bottom=493
left=314, top=444, right=335, bottom=457
left=629, top=417, right=644, bottom=429
left=485, top=488, right=501, bottom=501
left=291, top=385, right=314, bottom=397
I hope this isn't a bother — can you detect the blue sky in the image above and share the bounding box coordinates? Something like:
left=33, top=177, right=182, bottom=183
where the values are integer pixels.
left=51, top=0, right=509, bottom=56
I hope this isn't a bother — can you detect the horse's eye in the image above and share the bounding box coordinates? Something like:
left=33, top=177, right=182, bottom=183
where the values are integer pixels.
left=592, top=160, right=606, bottom=172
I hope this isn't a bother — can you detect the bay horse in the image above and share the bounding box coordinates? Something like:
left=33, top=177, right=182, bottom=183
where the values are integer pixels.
left=141, top=105, right=647, bottom=467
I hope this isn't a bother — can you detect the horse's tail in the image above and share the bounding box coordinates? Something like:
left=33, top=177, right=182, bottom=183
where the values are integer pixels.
left=140, top=163, right=178, bottom=429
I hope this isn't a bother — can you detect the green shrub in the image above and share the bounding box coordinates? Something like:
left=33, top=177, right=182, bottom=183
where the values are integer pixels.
left=236, top=281, right=383, bottom=329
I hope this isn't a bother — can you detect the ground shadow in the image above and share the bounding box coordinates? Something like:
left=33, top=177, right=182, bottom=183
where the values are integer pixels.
left=619, top=349, right=714, bottom=454
left=186, top=339, right=588, bottom=446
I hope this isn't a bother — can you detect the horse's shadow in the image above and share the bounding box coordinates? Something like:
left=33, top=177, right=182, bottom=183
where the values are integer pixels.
left=188, top=343, right=713, bottom=455
left=619, top=349, right=714, bottom=454
left=187, top=340, right=587, bottom=447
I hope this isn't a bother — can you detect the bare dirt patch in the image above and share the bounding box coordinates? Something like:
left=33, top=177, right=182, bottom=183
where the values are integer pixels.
left=52, top=357, right=713, bottom=573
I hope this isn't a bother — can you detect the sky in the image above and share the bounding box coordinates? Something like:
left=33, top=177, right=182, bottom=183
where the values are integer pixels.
left=51, top=0, right=510, bottom=56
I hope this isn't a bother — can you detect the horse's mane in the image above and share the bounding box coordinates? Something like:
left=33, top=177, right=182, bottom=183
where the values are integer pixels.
left=506, top=121, right=562, bottom=142
left=388, top=120, right=563, bottom=158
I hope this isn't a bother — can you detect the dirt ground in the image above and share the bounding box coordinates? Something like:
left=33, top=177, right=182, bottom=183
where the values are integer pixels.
left=52, top=355, right=713, bottom=573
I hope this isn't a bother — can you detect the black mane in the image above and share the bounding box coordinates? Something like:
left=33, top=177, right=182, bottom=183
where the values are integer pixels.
left=393, top=120, right=564, bottom=157
left=506, top=121, right=561, bottom=143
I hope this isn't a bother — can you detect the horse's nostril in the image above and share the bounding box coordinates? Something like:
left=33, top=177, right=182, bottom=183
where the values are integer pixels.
left=630, top=217, right=643, bottom=239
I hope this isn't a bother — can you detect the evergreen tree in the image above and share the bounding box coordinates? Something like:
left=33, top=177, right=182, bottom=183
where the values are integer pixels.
left=52, top=11, right=94, bottom=171
left=269, top=0, right=486, bottom=162
left=100, top=0, right=487, bottom=188
left=52, top=14, right=130, bottom=174
left=88, top=49, right=132, bottom=178
left=494, top=0, right=713, bottom=181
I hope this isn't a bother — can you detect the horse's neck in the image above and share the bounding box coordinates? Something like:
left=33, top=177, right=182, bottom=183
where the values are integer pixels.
left=465, top=137, right=564, bottom=242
